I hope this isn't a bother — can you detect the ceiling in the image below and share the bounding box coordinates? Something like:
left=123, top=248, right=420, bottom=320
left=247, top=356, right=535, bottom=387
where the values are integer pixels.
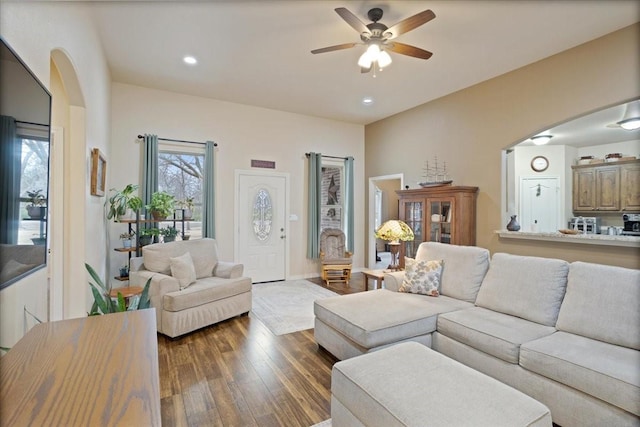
left=88, top=1, right=639, bottom=126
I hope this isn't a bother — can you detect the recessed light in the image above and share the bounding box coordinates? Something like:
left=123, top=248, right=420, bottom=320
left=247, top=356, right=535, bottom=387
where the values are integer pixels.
left=362, top=97, right=374, bottom=106
left=183, top=56, right=197, bottom=65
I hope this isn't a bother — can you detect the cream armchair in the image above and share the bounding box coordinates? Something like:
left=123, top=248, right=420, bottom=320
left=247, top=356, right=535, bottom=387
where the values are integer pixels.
left=319, top=228, right=352, bottom=286
left=129, top=238, right=251, bottom=338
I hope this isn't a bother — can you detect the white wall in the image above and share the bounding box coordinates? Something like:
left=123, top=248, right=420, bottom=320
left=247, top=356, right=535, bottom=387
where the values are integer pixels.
left=110, top=83, right=365, bottom=280
left=576, top=139, right=640, bottom=160
left=0, top=2, right=112, bottom=346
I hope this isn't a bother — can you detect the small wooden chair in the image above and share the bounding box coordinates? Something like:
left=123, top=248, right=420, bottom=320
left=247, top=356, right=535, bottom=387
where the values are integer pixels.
left=320, top=228, right=353, bottom=286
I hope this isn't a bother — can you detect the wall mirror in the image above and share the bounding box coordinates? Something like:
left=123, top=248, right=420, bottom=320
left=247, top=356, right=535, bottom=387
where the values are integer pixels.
left=0, top=37, right=52, bottom=288
left=503, top=99, right=640, bottom=234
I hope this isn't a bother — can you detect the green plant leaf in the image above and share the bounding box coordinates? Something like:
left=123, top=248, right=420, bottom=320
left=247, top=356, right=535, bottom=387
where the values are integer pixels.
left=0, top=346, right=11, bottom=353
left=85, top=263, right=109, bottom=293
left=117, top=293, right=126, bottom=312
left=89, top=283, right=109, bottom=315
left=137, top=277, right=152, bottom=310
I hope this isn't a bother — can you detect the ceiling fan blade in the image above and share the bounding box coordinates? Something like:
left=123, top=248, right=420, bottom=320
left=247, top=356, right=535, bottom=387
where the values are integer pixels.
left=384, top=9, right=435, bottom=39
left=311, top=43, right=357, bottom=54
left=387, top=42, right=433, bottom=60
left=335, top=7, right=371, bottom=36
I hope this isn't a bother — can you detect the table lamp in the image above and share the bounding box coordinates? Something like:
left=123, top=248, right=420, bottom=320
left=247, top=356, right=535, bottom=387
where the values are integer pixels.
left=374, top=219, right=414, bottom=270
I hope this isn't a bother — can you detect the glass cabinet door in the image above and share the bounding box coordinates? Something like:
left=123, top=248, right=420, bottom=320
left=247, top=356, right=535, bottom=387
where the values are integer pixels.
left=428, top=199, right=453, bottom=244
left=403, top=200, right=423, bottom=258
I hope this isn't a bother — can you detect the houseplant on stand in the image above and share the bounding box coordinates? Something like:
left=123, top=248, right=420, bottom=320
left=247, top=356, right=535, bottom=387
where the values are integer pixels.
left=25, top=189, right=46, bottom=219
left=178, top=197, right=194, bottom=219
left=160, top=226, right=178, bottom=243
left=107, top=184, right=142, bottom=221
left=147, top=191, right=175, bottom=221
left=120, top=231, right=135, bottom=248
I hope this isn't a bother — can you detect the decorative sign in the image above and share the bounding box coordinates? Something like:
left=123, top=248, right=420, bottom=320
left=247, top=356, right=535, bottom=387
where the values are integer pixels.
left=251, top=159, right=276, bottom=169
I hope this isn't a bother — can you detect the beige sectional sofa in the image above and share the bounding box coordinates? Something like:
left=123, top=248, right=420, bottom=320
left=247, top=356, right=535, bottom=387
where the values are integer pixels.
left=130, top=238, right=251, bottom=338
left=314, top=242, right=640, bottom=427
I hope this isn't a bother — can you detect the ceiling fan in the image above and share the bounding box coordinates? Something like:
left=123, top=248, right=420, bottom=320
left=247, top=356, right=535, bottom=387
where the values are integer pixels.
left=311, top=7, right=435, bottom=74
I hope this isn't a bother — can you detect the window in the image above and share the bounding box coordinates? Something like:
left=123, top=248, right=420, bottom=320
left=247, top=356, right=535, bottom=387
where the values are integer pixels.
left=158, top=142, right=204, bottom=239
left=19, top=137, right=49, bottom=245
left=320, top=164, right=343, bottom=232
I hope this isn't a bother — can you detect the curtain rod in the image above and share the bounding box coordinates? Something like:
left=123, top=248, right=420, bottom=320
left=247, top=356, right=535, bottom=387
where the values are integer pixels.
left=305, top=153, right=351, bottom=160
left=137, top=135, right=217, bottom=147
left=16, top=120, right=49, bottom=127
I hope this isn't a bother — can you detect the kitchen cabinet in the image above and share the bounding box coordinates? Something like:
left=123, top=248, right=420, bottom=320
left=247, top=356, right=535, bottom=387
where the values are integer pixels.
left=397, top=186, right=478, bottom=266
left=572, top=159, right=640, bottom=213
left=621, top=162, right=640, bottom=211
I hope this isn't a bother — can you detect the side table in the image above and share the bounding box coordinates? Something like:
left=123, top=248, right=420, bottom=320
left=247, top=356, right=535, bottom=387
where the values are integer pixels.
left=109, top=286, right=143, bottom=309
left=361, top=269, right=386, bottom=291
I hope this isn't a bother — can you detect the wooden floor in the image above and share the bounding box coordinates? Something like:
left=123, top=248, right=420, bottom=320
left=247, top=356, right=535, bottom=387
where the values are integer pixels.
left=157, top=273, right=367, bottom=427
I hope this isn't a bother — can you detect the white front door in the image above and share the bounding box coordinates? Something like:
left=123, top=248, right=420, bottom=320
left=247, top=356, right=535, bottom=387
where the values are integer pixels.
left=236, top=171, right=288, bottom=283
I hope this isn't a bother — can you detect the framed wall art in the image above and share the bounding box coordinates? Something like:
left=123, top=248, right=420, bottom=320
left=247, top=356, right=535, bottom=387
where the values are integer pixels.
left=90, top=148, right=106, bottom=197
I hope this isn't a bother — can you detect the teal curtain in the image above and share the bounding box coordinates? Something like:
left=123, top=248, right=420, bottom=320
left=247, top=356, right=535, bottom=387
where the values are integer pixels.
left=0, top=116, right=20, bottom=244
left=141, top=134, right=158, bottom=222
left=202, top=140, right=216, bottom=238
left=307, top=152, right=322, bottom=258
left=344, top=156, right=354, bottom=253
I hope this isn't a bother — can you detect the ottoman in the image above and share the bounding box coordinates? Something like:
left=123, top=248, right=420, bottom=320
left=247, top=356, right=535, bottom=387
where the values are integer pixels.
left=331, top=342, right=552, bottom=427
left=314, top=290, right=472, bottom=360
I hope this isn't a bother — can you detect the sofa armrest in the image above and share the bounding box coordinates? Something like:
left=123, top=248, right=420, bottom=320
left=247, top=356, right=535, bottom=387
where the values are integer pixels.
left=130, top=270, right=180, bottom=298
left=214, top=261, right=244, bottom=279
left=384, top=271, right=405, bottom=292
left=130, top=256, right=144, bottom=272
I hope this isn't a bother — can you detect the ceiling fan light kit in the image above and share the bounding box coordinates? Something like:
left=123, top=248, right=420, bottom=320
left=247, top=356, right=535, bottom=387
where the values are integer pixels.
left=617, top=100, right=640, bottom=131
left=312, top=6, right=435, bottom=75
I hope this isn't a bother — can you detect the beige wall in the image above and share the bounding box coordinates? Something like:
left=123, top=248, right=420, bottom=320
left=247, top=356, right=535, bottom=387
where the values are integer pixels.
left=365, top=24, right=640, bottom=269
left=0, top=2, right=112, bottom=345
left=110, top=83, right=365, bottom=280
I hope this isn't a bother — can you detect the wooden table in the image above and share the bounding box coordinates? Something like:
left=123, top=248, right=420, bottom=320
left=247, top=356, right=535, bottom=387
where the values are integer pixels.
left=362, top=269, right=387, bottom=291
left=0, top=309, right=161, bottom=426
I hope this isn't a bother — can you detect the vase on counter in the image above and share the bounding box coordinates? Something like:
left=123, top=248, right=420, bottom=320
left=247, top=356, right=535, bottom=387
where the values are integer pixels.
left=506, top=215, right=521, bottom=231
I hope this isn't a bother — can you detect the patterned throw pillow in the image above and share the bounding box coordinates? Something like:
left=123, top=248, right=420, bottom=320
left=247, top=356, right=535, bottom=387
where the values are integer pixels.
left=399, top=257, right=443, bottom=296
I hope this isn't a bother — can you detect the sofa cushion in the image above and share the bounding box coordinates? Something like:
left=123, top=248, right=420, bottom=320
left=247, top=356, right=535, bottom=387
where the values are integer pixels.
left=475, top=253, right=569, bottom=326
left=143, top=238, right=218, bottom=279
left=314, top=289, right=472, bottom=349
left=520, top=331, right=640, bottom=416
left=163, top=276, right=251, bottom=312
left=437, top=306, right=556, bottom=364
left=414, top=242, right=490, bottom=302
left=399, top=257, right=442, bottom=296
left=556, top=261, right=640, bottom=350
left=170, top=252, right=197, bottom=290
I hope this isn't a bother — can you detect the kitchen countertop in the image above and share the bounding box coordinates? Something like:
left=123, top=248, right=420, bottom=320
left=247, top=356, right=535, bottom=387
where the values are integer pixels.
left=496, top=230, right=640, bottom=248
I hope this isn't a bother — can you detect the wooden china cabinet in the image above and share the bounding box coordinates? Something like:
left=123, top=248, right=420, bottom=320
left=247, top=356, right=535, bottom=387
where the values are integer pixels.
left=397, top=185, right=479, bottom=267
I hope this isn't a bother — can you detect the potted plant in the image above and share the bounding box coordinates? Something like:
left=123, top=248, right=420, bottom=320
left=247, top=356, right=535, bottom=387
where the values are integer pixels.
left=119, top=264, right=129, bottom=278
left=119, top=231, right=135, bottom=248
left=85, top=263, right=151, bottom=315
left=160, top=226, right=179, bottom=243
left=178, top=197, right=194, bottom=219
left=107, top=184, right=140, bottom=221
left=139, top=228, right=156, bottom=246
left=25, top=189, right=46, bottom=219
left=147, top=191, right=175, bottom=221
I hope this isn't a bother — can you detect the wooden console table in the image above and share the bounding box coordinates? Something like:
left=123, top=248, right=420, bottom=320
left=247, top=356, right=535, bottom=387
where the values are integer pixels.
left=0, top=309, right=161, bottom=426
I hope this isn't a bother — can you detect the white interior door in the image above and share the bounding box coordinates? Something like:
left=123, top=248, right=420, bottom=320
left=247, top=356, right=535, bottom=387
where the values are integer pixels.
left=236, top=171, right=288, bottom=283
left=519, top=177, right=560, bottom=232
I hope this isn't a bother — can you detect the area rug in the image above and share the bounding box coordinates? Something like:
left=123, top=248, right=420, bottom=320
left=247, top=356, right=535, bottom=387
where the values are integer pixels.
left=311, top=419, right=331, bottom=427
left=251, top=280, right=338, bottom=335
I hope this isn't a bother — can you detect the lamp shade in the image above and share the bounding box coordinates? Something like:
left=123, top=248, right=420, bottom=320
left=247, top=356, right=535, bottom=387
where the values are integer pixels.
left=374, top=220, right=414, bottom=243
